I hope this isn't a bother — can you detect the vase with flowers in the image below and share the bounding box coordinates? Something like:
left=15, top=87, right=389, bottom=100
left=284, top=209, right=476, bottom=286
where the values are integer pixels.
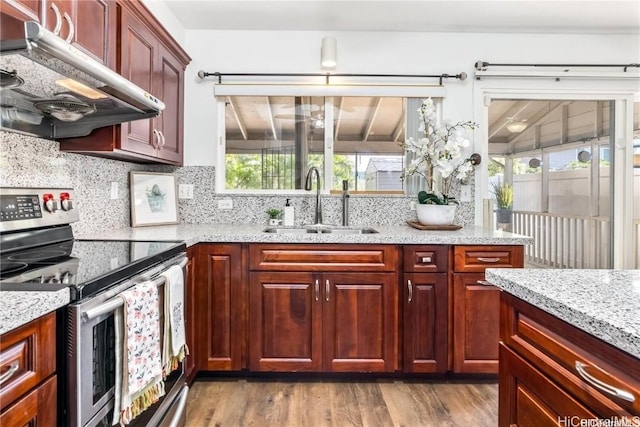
left=402, top=98, right=479, bottom=225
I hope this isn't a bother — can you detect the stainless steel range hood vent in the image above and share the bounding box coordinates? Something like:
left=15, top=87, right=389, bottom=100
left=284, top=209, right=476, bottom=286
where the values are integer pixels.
left=0, top=21, right=165, bottom=139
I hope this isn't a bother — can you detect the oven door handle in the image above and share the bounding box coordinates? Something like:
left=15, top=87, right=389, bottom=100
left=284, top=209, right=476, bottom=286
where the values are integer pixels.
left=82, top=256, right=188, bottom=321
left=168, top=385, right=189, bottom=427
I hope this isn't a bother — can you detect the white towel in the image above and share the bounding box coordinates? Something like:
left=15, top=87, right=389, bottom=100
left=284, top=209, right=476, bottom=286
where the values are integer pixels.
left=161, top=265, right=188, bottom=376
left=118, top=281, right=165, bottom=425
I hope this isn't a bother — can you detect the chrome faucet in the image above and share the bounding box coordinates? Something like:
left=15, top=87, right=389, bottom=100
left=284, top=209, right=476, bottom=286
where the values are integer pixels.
left=304, top=166, right=323, bottom=225
left=341, top=179, right=349, bottom=226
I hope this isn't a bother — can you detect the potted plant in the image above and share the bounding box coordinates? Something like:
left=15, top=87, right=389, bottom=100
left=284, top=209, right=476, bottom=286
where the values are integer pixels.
left=491, top=181, right=513, bottom=223
left=402, top=98, right=479, bottom=225
left=266, top=208, right=283, bottom=225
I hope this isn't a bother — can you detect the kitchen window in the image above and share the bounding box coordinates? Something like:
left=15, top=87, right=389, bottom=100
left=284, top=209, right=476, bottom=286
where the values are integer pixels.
left=214, top=85, right=446, bottom=194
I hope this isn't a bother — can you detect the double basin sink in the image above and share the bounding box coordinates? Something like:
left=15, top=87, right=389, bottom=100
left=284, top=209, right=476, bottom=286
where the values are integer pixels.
left=264, top=226, right=378, bottom=235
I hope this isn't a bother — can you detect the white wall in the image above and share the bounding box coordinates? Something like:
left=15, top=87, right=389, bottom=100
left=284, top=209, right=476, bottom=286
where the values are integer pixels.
left=181, top=30, right=639, bottom=166
left=141, top=0, right=186, bottom=46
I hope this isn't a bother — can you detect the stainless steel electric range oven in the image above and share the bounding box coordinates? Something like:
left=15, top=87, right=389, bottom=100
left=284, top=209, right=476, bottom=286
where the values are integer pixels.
left=0, top=187, right=189, bottom=427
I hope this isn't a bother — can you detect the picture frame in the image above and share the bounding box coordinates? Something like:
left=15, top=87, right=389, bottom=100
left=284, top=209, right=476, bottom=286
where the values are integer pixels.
left=130, top=172, right=179, bottom=227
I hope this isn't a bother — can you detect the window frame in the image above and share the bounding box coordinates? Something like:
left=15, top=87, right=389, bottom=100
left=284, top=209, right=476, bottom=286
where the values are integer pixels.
left=214, top=84, right=446, bottom=194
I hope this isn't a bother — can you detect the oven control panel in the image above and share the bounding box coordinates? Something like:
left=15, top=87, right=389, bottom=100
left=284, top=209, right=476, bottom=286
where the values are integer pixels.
left=0, top=188, right=79, bottom=232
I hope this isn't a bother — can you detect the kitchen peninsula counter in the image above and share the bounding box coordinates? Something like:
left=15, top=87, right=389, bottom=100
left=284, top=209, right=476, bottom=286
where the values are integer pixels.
left=77, top=223, right=533, bottom=247
left=486, top=268, right=640, bottom=359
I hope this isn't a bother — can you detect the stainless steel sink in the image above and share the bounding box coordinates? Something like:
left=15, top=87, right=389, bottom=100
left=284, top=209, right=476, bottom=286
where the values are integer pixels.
left=263, top=226, right=378, bottom=235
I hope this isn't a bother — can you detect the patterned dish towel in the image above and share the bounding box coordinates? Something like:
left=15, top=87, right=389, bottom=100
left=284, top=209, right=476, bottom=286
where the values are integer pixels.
left=117, top=281, right=165, bottom=425
left=161, top=265, right=188, bottom=376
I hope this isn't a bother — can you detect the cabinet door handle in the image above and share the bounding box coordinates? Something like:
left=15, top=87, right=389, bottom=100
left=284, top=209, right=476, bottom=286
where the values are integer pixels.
left=477, top=257, right=500, bottom=263
left=407, top=279, right=413, bottom=303
left=325, top=279, right=330, bottom=302
left=158, top=130, right=167, bottom=150
left=50, top=3, right=62, bottom=35
left=152, top=129, right=160, bottom=149
left=575, top=361, right=635, bottom=403
left=63, top=12, right=75, bottom=42
left=476, top=280, right=493, bottom=286
left=314, top=279, right=319, bottom=302
left=0, top=360, right=19, bottom=385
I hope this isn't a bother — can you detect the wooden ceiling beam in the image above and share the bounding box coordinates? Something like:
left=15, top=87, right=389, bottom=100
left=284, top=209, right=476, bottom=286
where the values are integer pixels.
left=227, top=96, right=248, bottom=140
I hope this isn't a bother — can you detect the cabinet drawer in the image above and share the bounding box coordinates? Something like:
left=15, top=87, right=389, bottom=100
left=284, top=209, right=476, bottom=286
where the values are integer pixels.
left=453, top=245, right=523, bottom=272
left=403, top=245, right=449, bottom=273
left=501, top=293, right=640, bottom=416
left=249, top=244, right=398, bottom=272
left=0, top=312, right=56, bottom=411
left=0, top=375, right=57, bottom=426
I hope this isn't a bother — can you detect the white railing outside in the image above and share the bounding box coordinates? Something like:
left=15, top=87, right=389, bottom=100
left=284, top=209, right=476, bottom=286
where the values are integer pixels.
left=512, top=211, right=611, bottom=269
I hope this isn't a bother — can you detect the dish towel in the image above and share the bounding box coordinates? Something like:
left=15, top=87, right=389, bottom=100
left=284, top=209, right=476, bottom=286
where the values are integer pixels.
left=161, top=265, right=188, bottom=376
left=117, top=281, right=165, bottom=426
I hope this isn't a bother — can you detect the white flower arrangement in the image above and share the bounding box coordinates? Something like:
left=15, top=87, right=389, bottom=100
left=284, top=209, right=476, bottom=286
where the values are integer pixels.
left=402, top=98, right=478, bottom=205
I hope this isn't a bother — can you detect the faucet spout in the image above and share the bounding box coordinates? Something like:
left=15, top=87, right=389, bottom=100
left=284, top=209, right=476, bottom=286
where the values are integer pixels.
left=305, top=166, right=323, bottom=225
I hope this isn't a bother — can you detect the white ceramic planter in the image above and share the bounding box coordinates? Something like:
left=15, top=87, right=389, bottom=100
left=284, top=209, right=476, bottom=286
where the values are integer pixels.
left=416, top=204, right=457, bottom=225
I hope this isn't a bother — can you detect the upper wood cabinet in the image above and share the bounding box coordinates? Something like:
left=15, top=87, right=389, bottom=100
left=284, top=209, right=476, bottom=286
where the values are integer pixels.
left=59, top=0, right=190, bottom=165
left=1, top=0, right=116, bottom=69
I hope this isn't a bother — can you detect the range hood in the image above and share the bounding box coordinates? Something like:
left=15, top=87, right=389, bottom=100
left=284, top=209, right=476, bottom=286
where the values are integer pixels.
left=0, top=21, right=164, bottom=139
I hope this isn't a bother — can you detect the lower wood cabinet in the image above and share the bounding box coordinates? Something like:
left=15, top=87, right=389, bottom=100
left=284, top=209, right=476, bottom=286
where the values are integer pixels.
left=402, top=272, right=448, bottom=373
left=499, top=292, right=640, bottom=425
left=452, top=272, right=501, bottom=374
left=452, top=245, right=524, bottom=374
left=0, top=311, right=57, bottom=425
left=249, top=271, right=398, bottom=372
left=499, top=344, right=598, bottom=426
left=194, top=244, right=245, bottom=371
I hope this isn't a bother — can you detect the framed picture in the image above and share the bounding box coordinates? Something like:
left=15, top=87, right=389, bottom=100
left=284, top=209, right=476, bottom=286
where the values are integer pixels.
left=130, top=172, right=179, bottom=227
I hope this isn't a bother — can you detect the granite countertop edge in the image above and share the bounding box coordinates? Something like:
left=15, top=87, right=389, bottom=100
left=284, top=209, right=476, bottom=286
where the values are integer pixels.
left=0, top=288, right=70, bottom=335
left=76, top=223, right=534, bottom=246
left=486, top=269, right=640, bottom=360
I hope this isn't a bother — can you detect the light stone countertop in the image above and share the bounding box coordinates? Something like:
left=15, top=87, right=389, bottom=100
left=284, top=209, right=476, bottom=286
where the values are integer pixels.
left=76, top=223, right=533, bottom=246
left=0, top=288, right=70, bottom=335
left=486, top=268, right=640, bottom=360
left=1, top=224, right=531, bottom=336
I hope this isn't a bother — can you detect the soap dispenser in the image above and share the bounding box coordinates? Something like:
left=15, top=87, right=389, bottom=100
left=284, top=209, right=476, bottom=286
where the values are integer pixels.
left=283, top=198, right=294, bottom=226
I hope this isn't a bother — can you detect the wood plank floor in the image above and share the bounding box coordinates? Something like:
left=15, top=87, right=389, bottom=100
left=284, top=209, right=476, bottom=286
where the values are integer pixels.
left=185, top=378, right=498, bottom=427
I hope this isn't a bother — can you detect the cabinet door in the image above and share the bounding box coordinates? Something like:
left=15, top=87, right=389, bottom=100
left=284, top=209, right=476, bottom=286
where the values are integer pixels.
left=1, top=0, right=41, bottom=40
left=195, top=244, right=244, bottom=371
left=72, top=0, right=116, bottom=66
left=403, top=272, right=448, bottom=373
left=499, top=344, right=598, bottom=427
left=154, top=43, right=184, bottom=164
left=248, top=272, right=322, bottom=372
left=453, top=273, right=500, bottom=374
left=323, top=272, right=398, bottom=372
left=119, top=7, right=157, bottom=156
left=0, top=375, right=56, bottom=427
left=184, top=246, right=197, bottom=382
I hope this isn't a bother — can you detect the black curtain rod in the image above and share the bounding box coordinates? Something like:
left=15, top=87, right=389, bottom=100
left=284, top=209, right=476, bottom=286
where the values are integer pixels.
left=475, top=60, right=640, bottom=72
left=197, top=71, right=468, bottom=85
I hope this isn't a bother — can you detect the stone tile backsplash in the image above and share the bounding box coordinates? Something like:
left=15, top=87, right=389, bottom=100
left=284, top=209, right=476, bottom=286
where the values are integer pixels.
left=1, top=132, right=475, bottom=235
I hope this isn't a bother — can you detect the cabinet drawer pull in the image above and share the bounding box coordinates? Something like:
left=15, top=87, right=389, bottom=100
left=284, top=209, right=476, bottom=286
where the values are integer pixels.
left=50, top=3, right=62, bottom=35
left=407, top=279, right=413, bottom=303
left=476, top=280, right=493, bottom=286
left=421, top=256, right=432, bottom=263
left=63, top=12, right=74, bottom=42
left=575, top=361, right=635, bottom=403
left=0, top=360, right=19, bottom=385
left=477, top=257, right=500, bottom=263
left=314, top=279, right=319, bottom=301
left=158, top=130, right=166, bottom=150
left=325, top=279, right=330, bottom=302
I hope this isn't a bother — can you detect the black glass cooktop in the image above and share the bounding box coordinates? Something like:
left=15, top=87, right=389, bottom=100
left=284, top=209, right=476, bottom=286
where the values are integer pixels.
left=0, top=239, right=185, bottom=300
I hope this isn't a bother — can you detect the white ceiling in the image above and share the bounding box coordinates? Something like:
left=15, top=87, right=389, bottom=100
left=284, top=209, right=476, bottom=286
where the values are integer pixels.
left=162, top=0, right=640, bottom=34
